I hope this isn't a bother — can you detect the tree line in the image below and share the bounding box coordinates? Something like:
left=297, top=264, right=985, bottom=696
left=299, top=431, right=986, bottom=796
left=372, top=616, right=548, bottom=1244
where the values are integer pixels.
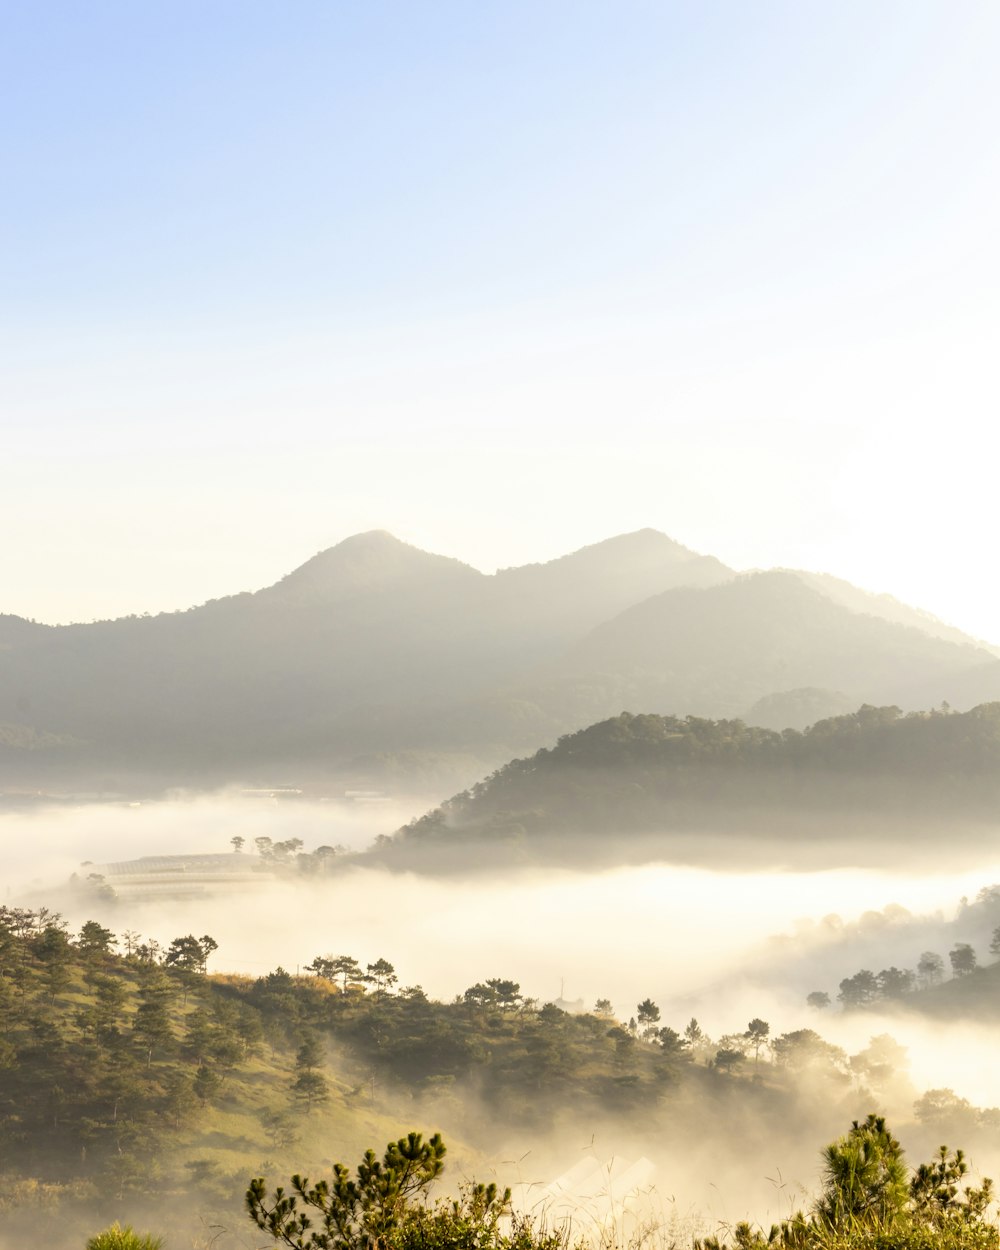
left=379, top=703, right=1000, bottom=859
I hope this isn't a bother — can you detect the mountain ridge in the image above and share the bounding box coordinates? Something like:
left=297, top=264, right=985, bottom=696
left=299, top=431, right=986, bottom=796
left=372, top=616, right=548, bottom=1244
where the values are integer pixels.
left=1, top=528, right=998, bottom=791
left=265, top=530, right=484, bottom=603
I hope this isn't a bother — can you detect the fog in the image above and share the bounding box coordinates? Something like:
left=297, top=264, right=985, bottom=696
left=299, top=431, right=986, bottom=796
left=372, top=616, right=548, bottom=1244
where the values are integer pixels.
left=2, top=791, right=409, bottom=894
left=9, top=795, right=1000, bottom=1250
left=10, top=797, right=1000, bottom=1097
left=7, top=796, right=996, bottom=996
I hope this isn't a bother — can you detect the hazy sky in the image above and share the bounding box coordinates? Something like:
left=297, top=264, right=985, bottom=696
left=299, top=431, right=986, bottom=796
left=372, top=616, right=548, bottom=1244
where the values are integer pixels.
left=3, top=2, right=999, bottom=637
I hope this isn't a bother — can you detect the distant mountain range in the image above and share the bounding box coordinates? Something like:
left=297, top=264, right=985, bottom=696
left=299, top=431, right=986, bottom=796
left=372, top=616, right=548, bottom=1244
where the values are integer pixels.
left=1, top=529, right=998, bottom=791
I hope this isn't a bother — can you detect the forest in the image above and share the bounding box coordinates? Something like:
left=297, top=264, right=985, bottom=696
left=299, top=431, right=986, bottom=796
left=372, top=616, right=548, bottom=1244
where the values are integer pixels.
left=371, top=703, right=1000, bottom=869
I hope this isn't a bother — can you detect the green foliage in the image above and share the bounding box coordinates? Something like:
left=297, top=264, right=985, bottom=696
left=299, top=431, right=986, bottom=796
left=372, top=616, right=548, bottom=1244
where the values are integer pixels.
left=0, top=906, right=251, bottom=1206
left=247, top=1131, right=449, bottom=1249
left=85, top=1223, right=163, bottom=1249
left=246, top=1132, right=567, bottom=1250
left=909, top=1145, right=993, bottom=1229
left=291, top=1068, right=330, bottom=1112
left=8, top=903, right=996, bottom=1250
left=78, top=921, right=116, bottom=959
left=696, top=1115, right=999, bottom=1250
left=164, top=933, right=217, bottom=974
left=384, top=704, right=1000, bottom=864
left=816, top=1115, right=909, bottom=1229
left=390, top=1187, right=566, bottom=1250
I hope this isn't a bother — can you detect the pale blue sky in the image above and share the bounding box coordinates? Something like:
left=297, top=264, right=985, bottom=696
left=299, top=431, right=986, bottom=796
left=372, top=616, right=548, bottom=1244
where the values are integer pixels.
left=3, top=2, right=999, bottom=637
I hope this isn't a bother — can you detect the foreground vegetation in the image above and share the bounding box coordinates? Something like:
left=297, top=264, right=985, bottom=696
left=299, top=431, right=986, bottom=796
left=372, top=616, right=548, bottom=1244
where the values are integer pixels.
left=85, top=1117, right=1000, bottom=1250
left=6, top=903, right=1000, bottom=1248
left=245, top=1120, right=1000, bottom=1250
left=696, top=1115, right=997, bottom=1250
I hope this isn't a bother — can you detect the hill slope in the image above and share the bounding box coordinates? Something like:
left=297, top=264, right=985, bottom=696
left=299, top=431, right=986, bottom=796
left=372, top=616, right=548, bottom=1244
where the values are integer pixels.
left=374, top=703, right=1000, bottom=869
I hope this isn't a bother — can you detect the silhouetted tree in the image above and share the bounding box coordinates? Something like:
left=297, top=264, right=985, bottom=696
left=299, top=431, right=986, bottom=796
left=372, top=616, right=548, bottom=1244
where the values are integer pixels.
left=636, top=998, right=660, bottom=1040
left=949, top=944, right=977, bottom=977
left=745, top=1018, right=770, bottom=1066
left=877, top=967, right=915, bottom=999
left=366, top=959, right=398, bottom=997
left=714, top=1048, right=744, bottom=1074
left=485, top=978, right=521, bottom=1011
left=838, top=969, right=878, bottom=1009
left=917, top=951, right=945, bottom=987
left=330, top=955, right=364, bottom=992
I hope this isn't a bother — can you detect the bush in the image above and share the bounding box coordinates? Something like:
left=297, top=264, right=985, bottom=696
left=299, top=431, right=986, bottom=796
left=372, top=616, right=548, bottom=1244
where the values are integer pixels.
left=85, top=1224, right=164, bottom=1250
left=695, top=1114, right=999, bottom=1250
left=246, top=1131, right=568, bottom=1250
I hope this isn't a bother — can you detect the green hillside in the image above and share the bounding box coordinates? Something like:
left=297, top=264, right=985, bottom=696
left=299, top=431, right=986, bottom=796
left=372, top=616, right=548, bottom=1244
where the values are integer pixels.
left=7, top=904, right=1000, bottom=1249
left=373, top=703, right=1000, bottom=869
left=0, top=910, right=434, bottom=1249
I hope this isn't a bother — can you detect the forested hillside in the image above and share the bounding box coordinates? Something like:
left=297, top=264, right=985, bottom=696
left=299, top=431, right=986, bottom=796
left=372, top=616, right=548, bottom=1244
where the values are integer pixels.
left=377, top=703, right=1000, bottom=868
left=10, top=903, right=1000, bottom=1248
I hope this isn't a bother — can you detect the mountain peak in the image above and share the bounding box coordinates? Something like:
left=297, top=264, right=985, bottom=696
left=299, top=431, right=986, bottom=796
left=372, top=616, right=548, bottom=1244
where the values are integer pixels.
left=569, top=528, right=707, bottom=562
left=497, top=529, right=727, bottom=579
left=334, top=528, right=405, bottom=548
left=266, top=531, right=481, bottom=601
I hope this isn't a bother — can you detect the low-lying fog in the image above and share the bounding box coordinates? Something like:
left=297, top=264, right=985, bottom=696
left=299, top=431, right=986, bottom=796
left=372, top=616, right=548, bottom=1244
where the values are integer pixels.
left=7, top=794, right=1000, bottom=1112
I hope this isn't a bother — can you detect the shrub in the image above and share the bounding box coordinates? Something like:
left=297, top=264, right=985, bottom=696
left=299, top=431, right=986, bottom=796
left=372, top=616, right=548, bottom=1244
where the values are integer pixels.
left=247, top=1131, right=568, bottom=1250
left=85, top=1224, right=164, bottom=1250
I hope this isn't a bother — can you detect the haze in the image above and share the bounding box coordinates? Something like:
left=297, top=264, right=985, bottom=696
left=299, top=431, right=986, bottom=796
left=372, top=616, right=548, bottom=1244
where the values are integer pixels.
left=12, top=795, right=1000, bottom=1108
left=11, top=794, right=1000, bottom=1250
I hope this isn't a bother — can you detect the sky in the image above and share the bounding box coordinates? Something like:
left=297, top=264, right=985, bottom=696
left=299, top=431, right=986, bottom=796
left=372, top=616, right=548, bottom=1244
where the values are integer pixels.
left=3, top=1, right=999, bottom=637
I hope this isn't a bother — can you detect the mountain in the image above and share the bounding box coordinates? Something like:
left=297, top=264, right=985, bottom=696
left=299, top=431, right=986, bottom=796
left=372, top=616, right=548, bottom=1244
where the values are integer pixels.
left=564, top=570, right=991, bottom=713
left=791, top=570, right=1000, bottom=654
left=262, top=529, right=483, bottom=603
left=439, top=570, right=997, bottom=746
left=742, top=687, right=857, bottom=731
left=491, top=529, right=732, bottom=635
left=0, top=530, right=735, bottom=787
left=0, top=531, right=997, bottom=791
